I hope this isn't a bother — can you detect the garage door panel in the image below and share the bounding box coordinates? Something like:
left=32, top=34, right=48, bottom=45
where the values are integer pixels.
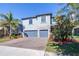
left=24, top=30, right=37, bottom=37
left=40, top=30, right=48, bottom=37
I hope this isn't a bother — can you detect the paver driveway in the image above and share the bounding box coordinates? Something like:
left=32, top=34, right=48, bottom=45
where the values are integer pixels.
left=0, top=38, right=48, bottom=50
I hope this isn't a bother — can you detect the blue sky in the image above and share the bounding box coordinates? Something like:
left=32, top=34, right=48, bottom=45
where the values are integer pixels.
left=0, top=3, right=66, bottom=19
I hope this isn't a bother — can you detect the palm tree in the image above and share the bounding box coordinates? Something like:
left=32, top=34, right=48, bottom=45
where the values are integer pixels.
left=57, top=3, right=79, bottom=14
left=0, top=12, right=20, bottom=38
left=57, top=3, right=79, bottom=21
left=0, top=20, right=8, bottom=36
left=57, top=3, right=79, bottom=30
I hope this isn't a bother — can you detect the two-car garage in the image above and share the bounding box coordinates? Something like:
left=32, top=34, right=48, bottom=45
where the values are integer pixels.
left=24, top=30, right=48, bottom=38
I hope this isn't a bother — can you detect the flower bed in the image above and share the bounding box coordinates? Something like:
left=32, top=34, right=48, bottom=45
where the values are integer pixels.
left=52, top=38, right=79, bottom=45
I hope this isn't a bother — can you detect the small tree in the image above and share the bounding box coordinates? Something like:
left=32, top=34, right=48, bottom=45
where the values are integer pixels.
left=52, top=3, right=79, bottom=42
left=52, top=15, right=75, bottom=41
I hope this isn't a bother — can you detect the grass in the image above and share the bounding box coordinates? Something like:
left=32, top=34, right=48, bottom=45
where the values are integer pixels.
left=0, top=35, right=22, bottom=43
left=0, top=37, right=11, bottom=42
left=45, top=41, right=57, bottom=52
left=46, top=35, right=79, bottom=52
left=73, top=36, right=79, bottom=40
left=45, top=40, right=79, bottom=56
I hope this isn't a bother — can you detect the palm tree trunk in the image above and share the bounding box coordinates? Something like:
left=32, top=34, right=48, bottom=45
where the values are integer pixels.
left=3, top=27, right=6, bottom=37
left=9, top=25, right=12, bottom=38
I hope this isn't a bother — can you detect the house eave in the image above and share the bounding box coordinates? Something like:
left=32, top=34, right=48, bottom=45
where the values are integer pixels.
left=22, top=13, right=52, bottom=20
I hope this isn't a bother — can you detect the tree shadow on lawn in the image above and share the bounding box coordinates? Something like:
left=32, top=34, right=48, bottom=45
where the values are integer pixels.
left=48, top=42, right=79, bottom=56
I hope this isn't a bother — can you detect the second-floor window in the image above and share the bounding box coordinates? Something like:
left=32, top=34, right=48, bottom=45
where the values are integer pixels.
left=29, top=18, right=32, bottom=24
left=41, top=16, right=46, bottom=23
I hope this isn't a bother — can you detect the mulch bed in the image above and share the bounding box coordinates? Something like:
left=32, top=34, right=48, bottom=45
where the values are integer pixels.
left=52, top=38, right=79, bottom=45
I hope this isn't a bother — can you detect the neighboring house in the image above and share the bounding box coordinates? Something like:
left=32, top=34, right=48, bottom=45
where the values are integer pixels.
left=21, top=13, right=56, bottom=38
left=72, top=26, right=79, bottom=36
left=0, top=27, right=4, bottom=37
left=70, top=13, right=79, bottom=36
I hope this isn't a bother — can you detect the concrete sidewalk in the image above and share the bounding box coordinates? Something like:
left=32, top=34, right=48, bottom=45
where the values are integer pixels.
left=0, top=46, right=45, bottom=56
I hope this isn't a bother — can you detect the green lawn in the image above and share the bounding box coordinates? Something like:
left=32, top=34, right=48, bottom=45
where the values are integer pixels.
left=45, top=42, right=57, bottom=52
left=45, top=41, right=79, bottom=56
left=73, top=36, right=79, bottom=40
left=0, top=35, right=22, bottom=43
left=0, top=37, right=11, bottom=42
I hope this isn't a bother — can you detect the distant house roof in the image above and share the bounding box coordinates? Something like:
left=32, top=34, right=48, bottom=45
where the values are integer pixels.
left=22, top=13, right=52, bottom=20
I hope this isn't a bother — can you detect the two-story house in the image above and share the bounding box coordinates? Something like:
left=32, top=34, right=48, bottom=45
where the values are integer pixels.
left=21, top=13, right=56, bottom=38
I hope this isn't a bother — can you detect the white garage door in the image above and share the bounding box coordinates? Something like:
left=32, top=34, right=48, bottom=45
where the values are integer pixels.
left=24, top=30, right=37, bottom=37
left=40, top=30, right=48, bottom=37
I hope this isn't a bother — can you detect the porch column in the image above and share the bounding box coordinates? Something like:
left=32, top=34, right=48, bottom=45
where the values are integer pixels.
left=48, top=25, right=51, bottom=38
left=37, top=29, right=40, bottom=38
left=22, top=30, right=25, bottom=38
left=48, top=29, right=50, bottom=38
left=22, top=32, right=25, bottom=38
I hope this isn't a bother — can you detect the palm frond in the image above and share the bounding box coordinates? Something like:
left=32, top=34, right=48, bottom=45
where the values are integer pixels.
left=69, top=3, right=79, bottom=10
left=10, top=19, right=20, bottom=30
left=57, top=4, right=69, bottom=14
left=6, top=12, right=13, bottom=22
left=0, top=14, right=9, bottom=20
